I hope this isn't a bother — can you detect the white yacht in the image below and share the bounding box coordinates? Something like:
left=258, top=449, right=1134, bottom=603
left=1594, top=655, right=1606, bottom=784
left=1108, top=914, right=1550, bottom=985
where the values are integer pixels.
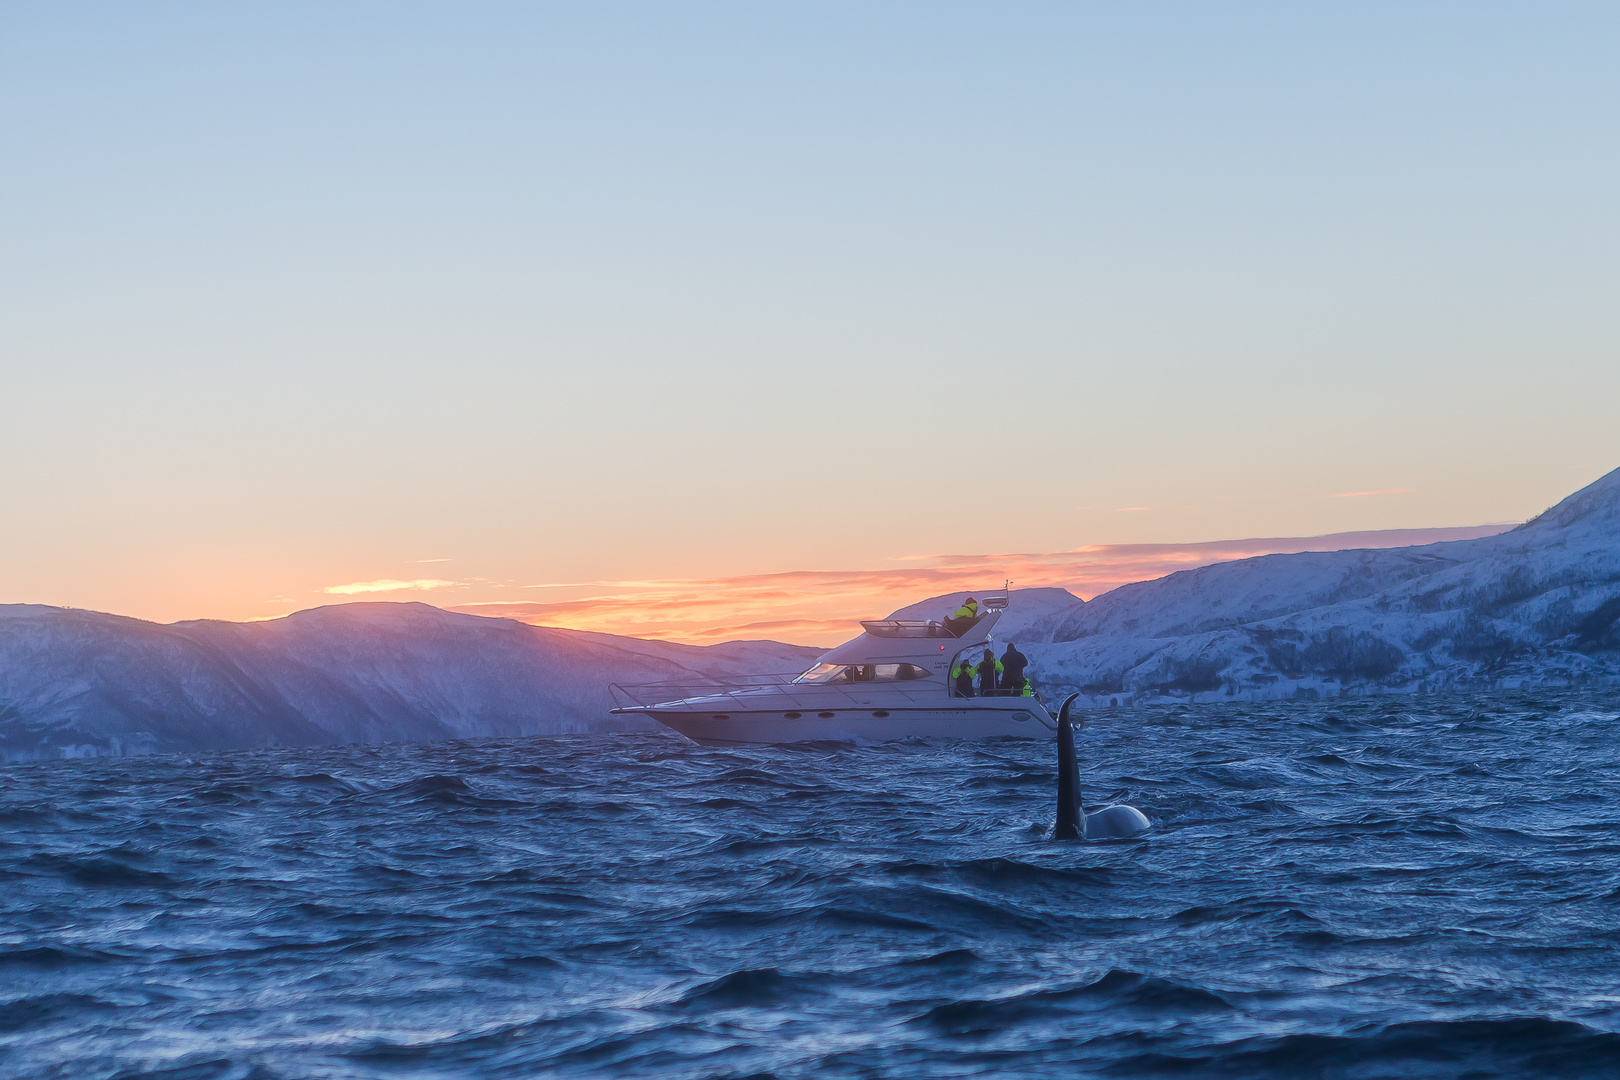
left=608, top=595, right=1056, bottom=744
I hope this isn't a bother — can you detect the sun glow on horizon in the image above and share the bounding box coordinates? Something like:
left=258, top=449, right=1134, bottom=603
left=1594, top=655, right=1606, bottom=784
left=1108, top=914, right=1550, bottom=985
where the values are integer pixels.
left=443, top=524, right=1514, bottom=647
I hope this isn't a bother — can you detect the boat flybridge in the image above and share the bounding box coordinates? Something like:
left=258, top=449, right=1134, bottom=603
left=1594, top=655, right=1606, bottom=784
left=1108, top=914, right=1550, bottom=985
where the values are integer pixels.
left=608, top=595, right=1056, bottom=744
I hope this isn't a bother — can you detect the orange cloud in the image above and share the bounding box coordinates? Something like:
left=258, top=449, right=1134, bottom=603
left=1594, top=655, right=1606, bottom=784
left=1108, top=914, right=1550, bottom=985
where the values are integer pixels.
left=448, top=524, right=1511, bottom=646
left=322, top=578, right=461, bottom=595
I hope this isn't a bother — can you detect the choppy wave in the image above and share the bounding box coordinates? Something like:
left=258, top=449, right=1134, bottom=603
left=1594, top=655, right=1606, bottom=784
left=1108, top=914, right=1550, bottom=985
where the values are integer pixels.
left=1, top=689, right=1618, bottom=1078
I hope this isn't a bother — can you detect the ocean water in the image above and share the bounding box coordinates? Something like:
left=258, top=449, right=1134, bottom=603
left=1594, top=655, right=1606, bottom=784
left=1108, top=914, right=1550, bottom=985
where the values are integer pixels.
left=3, top=692, right=1619, bottom=1079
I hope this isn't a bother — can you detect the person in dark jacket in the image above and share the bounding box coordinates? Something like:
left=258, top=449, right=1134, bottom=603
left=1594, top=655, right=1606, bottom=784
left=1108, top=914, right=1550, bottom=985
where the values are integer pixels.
left=977, top=647, right=1002, bottom=696
left=951, top=656, right=976, bottom=697
left=1000, top=642, right=1029, bottom=695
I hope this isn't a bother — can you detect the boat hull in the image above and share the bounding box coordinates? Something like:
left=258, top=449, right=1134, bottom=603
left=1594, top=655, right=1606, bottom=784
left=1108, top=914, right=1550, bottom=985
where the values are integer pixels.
left=639, top=702, right=1053, bottom=745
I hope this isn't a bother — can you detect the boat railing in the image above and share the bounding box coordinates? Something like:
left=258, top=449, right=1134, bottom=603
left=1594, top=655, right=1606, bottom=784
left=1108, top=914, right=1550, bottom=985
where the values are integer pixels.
left=608, top=673, right=796, bottom=709
left=859, top=619, right=957, bottom=638
left=608, top=675, right=955, bottom=712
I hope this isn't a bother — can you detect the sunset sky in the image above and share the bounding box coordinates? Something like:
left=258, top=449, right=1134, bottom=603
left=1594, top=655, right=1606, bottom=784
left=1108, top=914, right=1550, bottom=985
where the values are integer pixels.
left=3, top=5, right=1617, bottom=644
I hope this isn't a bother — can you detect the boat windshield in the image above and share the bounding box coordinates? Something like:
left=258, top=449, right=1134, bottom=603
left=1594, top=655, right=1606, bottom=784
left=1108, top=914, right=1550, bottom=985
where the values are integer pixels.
left=793, top=662, right=934, bottom=684
left=794, top=663, right=846, bottom=684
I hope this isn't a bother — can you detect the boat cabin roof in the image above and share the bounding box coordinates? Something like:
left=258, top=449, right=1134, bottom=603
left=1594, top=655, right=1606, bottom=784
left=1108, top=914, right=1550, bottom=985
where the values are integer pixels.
left=818, top=608, right=1003, bottom=666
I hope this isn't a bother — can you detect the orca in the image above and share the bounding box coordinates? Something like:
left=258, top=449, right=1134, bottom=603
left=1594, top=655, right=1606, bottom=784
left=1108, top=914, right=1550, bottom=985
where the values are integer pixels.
left=1054, top=693, right=1150, bottom=840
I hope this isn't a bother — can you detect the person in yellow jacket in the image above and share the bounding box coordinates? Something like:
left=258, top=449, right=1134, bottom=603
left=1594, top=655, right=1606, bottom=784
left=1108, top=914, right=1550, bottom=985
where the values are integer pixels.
left=951, top=657, right=976, bottom=697
left=943, top=596, right=980, bottom=636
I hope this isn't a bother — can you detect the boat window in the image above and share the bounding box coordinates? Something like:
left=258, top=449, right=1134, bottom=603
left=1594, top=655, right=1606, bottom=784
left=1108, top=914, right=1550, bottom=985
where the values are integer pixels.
left=871, top=663, right=933, bottom=681
left=794, top=662, right=934, bottom=684
left=793, top=663, right=848, bottom=684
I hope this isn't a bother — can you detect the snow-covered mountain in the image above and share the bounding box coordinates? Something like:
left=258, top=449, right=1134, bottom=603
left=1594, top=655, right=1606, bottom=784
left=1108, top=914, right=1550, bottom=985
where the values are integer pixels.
left=967, top=468, right=1620, bottom=705
left=5, top=468, right=1616, bottom=758
left=0, top=603, right=817, bottom=761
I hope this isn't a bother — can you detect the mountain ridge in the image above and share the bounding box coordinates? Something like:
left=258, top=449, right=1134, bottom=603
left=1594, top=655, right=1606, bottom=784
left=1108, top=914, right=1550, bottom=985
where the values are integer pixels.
left=0, top=602, right=817, bottom=761
left=995, top=467, right=1620, bottom=704
left=3, top=468, right=1616, bottom=758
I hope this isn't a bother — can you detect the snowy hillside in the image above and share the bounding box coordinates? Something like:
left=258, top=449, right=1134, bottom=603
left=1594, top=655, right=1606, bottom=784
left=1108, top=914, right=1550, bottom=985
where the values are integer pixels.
left=0, top=603, right=817, bottom=761
left=980, top=468, right=1620, bottom=705
left=5, top=469, right=1616, bottom=757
